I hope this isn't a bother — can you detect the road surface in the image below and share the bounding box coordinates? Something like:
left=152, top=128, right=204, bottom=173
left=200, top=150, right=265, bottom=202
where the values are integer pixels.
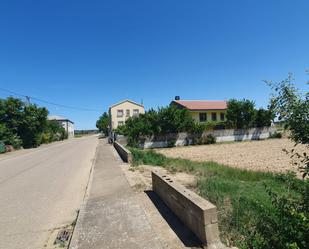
left=0, top=136, right=98, bottom=249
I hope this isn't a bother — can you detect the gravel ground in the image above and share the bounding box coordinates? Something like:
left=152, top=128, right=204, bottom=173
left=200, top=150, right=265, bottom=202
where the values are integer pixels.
left=157, top=139, right=307, bottom=174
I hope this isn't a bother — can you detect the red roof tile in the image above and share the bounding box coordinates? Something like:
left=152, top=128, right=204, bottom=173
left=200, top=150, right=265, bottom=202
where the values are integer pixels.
left=172, top=100, right=227, bottom=110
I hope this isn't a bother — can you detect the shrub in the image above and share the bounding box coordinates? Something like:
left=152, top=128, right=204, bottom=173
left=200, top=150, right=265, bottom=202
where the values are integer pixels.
left=96, top=112, right=109, bottom=136
left=204, top=134, right=216, bottom=144
left=0, top=123, right=22, bottom=149
left=214, top=121, right=227, bottom=130
left=226, top=99, right=256, bottom=129
left=244, top=175, right=309, bottom=249
left=130, top=148, right=168, bottom=166
left=40, top=132, right=51, bottom=144
left=125, top=106, right=196, bottom=147
left=255, top=108, right=274, bottom=128
left=130, top=149, right=308, bottom=249
left=0, top=141, right=6, bottom=153
left=269, top=132, right=282, bottom=139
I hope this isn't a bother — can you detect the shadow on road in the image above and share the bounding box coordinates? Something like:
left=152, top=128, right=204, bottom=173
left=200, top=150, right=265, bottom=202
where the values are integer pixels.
left=145, top=190, right=203, bottom=248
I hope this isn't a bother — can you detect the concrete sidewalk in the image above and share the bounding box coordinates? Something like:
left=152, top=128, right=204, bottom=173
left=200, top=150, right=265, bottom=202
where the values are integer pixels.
left=69, top=139, right=162, bottom=249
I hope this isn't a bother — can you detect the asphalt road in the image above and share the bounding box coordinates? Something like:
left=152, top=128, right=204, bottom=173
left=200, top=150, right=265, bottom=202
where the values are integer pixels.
left=0, top=136, right=98, bottom=249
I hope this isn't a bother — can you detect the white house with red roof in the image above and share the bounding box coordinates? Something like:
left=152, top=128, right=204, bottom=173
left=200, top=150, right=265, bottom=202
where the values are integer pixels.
left=170, top=97, right=227, bottom=123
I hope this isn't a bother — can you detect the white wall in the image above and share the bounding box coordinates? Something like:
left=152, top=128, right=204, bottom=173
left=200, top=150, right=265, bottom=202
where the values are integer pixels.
left=140, top=127, right=277, bottom=149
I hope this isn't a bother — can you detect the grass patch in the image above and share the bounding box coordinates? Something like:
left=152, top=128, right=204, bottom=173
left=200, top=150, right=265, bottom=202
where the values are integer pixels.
left=130, top=148, right=307, bottom=248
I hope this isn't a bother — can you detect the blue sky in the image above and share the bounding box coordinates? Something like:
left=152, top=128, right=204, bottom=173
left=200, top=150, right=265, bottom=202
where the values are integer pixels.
left=0, top=0, right=308, bottom=129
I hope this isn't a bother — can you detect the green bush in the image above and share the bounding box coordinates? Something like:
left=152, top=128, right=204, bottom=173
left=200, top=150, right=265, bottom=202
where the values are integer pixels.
left=125, top=106, right=197, bottom=147
left=244, top=174, right=308, bottom=249
left=204, top=134, right=216, bottom=144
left=269, top=132, right=282, bottom=139
left=40, top=132, right=51, bottom=144
left=96, top=112, right=109, bottom=136
left=130, top=149, right=308, bottom=249
left=0, top=141, right=6, bottom=153
left=226, top=99, right=274, bottom=129
left=0, top=123, right=22, bottom=149
left=0, top=97, right=68, bottom=149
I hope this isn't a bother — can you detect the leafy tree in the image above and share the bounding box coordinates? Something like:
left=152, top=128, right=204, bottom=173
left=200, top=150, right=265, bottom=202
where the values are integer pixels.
left=0, top=96, right=65, bottom=149
left=226, top=99, right=256, bottom=129
left=244, top=73, right=309, bottom=249
left=267, top=73, right=309, bottom=145
left=0, top=123, right=22, bottom=149
left=18, top=104, right=48, bottom=148
left=121, top=106, right=196, bottom=147
left=267, top=73, right=308, bottom=177
left=96, top=112, right=109, bottom=136
left=0, top=97, right=24, bottom=134
left=254, top=108, right=274, bottom=127
left=41, top=120, right=67, bottom=143
left=157, top=106, right=195, bottom=134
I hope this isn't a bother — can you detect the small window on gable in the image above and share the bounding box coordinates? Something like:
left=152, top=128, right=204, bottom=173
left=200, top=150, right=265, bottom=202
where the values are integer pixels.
left=211, top=112, right=217, bottom=121
left=199, top=113, right=207, bottom=122
left=126, top=109, right=130, bottom=117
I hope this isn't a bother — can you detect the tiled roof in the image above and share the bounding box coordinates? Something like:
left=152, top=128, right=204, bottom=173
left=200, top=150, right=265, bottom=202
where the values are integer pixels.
left=172, top=100, right=227, bottom=110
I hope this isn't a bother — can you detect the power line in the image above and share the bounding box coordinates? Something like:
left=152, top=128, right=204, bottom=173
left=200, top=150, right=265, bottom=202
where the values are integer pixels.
left=0, top=87, right=102, bottom=112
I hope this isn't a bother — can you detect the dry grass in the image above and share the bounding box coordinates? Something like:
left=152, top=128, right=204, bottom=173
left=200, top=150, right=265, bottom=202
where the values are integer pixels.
left=156, top=138, right=307, bottom=174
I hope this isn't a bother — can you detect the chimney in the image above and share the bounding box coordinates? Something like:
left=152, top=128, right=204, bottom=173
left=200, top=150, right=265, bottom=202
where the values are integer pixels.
left=175, top=96, right=180, bottom=100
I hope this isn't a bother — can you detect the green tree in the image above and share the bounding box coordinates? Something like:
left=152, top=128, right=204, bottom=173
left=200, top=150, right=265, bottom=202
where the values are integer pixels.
left=267, top=73, right=309, bottom=176
left=245, top=73, right=309, bottom=249
left=157, top=106, right=195, bottom=134
left=96, top=112, right=109, bottom=136
left=226, top=99, right=256, bottom=129
left=18, top=104, right=48, bottom=148
left=254, top=108, right=274, bottom=127
left=0, top=123, right=22, bottom=149
left=0, top=97, right=24, bottom=134
left=0, top=97, right=49, bottom=148
left=41, top=120, right=67, bottom=143
left=122, top=106, right=196, bottom=147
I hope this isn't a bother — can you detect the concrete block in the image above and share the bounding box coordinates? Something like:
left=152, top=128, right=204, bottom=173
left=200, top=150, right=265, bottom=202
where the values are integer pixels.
left=151, top=171, right=229, bottom=248
left=113, top=141, right=132, bottom=163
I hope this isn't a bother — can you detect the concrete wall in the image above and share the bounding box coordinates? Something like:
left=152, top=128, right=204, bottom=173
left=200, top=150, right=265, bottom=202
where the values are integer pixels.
left=113, top=141, right=132, bottom=163
left=141, top=127, right=276, bottom=149
left=152, top=171, right=228, bottom=248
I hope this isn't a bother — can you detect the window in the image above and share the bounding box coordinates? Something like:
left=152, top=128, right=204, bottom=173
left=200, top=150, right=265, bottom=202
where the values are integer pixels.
left=126, top=109, right=130, bottom=117
left=118, top=121, right=124, bottom=126
left=117, top=109, right=123, bottom=117
left=211, top=112, right=217, bottom=121
left=220, top=113, right=225, bottom=121
left=133, top=109, right=139, bottom=116
left=199, top=113, right=207, bottom=122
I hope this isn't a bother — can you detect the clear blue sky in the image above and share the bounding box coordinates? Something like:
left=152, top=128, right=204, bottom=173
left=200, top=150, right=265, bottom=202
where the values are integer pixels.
left=0, top=0, right=308, bottom=129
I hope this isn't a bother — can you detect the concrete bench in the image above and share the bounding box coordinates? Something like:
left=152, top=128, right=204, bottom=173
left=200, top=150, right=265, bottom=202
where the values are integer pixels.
left=113, top=141, right=132, bottom=163
left=152, top=171, right=229, bottom=249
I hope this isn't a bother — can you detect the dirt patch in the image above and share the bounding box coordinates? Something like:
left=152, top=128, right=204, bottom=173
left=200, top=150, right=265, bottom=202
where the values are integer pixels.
left=122, top=164, right=197, bottom=191
left=156, top=139, right=307, bottom=175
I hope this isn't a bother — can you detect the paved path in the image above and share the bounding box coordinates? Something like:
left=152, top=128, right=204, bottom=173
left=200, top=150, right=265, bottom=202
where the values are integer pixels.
left=70, top=139, right=162, bottom=249
left=0, top=136, right=98, bottom=249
